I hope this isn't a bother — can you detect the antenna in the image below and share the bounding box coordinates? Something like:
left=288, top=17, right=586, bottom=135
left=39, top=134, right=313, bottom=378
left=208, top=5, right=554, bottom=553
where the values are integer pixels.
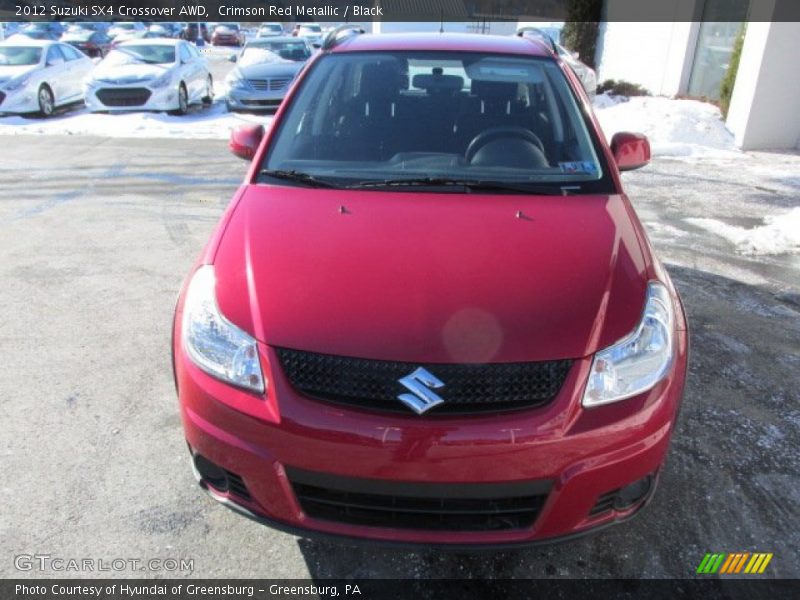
left=439, top=9, right=444, bottom=34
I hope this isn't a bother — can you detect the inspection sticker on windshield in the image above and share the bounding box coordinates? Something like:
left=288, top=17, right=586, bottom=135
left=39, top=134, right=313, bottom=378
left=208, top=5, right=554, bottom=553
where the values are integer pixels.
left=559, top=161, right=598, bottom=174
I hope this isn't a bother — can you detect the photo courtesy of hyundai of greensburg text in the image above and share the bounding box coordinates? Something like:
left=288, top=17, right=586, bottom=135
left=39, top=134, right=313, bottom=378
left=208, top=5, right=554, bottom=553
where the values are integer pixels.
left=1, top=0, right=798, bottom=598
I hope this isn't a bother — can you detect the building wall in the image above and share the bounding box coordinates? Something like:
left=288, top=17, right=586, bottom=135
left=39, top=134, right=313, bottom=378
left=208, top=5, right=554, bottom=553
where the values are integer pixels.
left=726, top=21, right=800, bottom=150
left=595, top=21, right=698, bottom=96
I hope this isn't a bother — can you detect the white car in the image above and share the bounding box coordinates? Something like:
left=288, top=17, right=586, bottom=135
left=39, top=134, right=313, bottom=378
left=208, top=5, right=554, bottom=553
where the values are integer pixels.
left=84, top=39, right=213, bottom=115
left=0, top=38, right=93, bottom=116
left=257, top=23, right=284, bottom=38
left=294, top=23, right=323, bottom=47
left=107, top=22, right=147, bottom=41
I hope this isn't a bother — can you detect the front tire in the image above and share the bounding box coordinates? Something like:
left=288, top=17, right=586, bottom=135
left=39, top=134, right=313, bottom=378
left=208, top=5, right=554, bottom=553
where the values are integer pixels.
left=37, top=85, right=55, bottom=117
left=202, top=76, right=214, bottom=105
left=169, top=83, right=188, bottom=116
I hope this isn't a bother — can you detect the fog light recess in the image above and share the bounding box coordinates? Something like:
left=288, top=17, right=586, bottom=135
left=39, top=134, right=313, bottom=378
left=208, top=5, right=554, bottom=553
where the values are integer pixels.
left=613, top=475, right=653, bottom=511
left=193, top=454, right=229, bottom=492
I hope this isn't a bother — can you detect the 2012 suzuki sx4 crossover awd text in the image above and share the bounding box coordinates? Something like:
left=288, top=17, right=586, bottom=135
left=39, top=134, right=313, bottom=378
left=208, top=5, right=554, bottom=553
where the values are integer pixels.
left=172, top=29, right=688, bottom=548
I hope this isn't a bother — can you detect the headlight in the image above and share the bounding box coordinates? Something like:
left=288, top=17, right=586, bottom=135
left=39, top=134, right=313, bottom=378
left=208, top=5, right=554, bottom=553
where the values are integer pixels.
left=181, top=265, right=265, bottom=394
left=582, top=282, right=675, bottom=407
left=5, top=75, right=31, bottom=92
left=149, top=71, right=172, bottom=88
left=226, top=75, right=249, bottom=91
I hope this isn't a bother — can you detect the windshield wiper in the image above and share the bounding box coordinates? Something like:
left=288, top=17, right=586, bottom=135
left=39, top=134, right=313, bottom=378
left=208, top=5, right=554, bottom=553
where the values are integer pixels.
left=258, top=169, right=342, bottom=189
left=348, top=177, right=579, bottom=195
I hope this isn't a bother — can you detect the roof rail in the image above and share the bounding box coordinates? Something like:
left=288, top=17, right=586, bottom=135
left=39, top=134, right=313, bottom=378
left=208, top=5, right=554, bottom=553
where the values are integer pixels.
left=321, top=24, right=365, bottom=51
left=516, top=27, right=557, bottom=54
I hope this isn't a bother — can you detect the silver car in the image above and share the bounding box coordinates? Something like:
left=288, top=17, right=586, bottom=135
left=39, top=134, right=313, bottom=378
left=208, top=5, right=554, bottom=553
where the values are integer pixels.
left=0, top=38, right=93, bottom=116
left=225, top=37, right=311, bottom=112
left=517, top=27, right=597, bottom=99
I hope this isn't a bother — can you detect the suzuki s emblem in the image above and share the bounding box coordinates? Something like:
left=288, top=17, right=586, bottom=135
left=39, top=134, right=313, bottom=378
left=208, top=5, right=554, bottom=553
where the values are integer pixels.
left=397, top=367, right=445, bottom=415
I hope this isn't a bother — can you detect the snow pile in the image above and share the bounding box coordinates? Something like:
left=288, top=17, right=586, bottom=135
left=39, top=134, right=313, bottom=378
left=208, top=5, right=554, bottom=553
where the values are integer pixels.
left=686, top=208, right=800, bottom=256
left=0, top=101, right=272, bottom=140
left=593, top=94, right=741, bottom=159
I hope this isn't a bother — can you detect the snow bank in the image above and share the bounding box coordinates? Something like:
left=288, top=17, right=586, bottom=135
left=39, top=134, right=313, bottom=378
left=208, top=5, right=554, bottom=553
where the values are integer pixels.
left=592, top=94, right=741, bottom=159
left=0, top=99, right=272, bottom=140
left=686, top=208, right=800, bottom=256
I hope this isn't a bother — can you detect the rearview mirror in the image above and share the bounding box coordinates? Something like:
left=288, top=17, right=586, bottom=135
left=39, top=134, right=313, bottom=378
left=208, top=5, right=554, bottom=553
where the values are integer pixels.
left=611, top=132, right=651, bottom=171
left=229, top=124, right=264, bottom=160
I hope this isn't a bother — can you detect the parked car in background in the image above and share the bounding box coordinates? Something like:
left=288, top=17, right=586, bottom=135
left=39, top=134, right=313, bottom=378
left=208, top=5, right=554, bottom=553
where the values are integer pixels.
left=176, top=30, right=686, bottom=547
left=211, top=23, right=245, bottom=46
left=1, top=22, right=23, bottom=41
left=16, top=22, right=64, bottom=41
left=293, top=23, right=323, bottom=47
left=65, top=22, right=109, bottom=34
left=517, top=27, right=597, bottom=98
left=181, top=23, right=210, bottom=44
left=225, top=37, right=311, bottom=112
left=84, top=39, right=213, bottom=115
left=0, top=38, right=93, bottom=116
left=147, top=24, right=175, bottom=39
left=61, top=28, right=112, bottom=58
left=107, top=22, right=147, bottom=41
left=257, top=23, right=284, bottom=38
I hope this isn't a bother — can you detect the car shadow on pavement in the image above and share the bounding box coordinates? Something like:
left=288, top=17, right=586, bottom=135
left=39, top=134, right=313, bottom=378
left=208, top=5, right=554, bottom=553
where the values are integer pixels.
left=293, top=264, right=800, bottom=578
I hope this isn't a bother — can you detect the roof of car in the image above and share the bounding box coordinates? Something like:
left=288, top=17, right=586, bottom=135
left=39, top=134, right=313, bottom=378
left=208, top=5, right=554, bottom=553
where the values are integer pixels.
left=331, top=33, right=552, bottom=57
left=118, top=38, right=180, bottom=47
left=0, top=37, right=56, bottom=47
left=247, top=36, right=302, bottom=44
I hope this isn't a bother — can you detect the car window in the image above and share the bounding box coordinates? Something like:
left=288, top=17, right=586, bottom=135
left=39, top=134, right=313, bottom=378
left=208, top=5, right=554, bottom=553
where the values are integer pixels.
left=244, top=40, right=310, bottom=62
left=178, top=43, right=192, bottom=63
left=45, top=45, right=65, bottom=65
left=104, top=44, right=176, bottom=65
left=262, top=51, right=609, bottom=191
left=60, top=44, right=83, bottom=61
left=0, top=46, right=42, bottom=66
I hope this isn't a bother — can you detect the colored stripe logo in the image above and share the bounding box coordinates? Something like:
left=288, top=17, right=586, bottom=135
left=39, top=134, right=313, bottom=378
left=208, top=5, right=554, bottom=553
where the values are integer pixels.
left=697, top=553, right=773, bottom=574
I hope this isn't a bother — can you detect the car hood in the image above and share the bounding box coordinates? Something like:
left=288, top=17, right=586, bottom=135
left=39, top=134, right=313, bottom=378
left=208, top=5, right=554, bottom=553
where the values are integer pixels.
left=0, top=65, right=37, bottom=84
left=213, top=187, right=649, bottom=363
left=236, top=61, right=302, bottom=79
left=92, top=62, right=170, bottom=83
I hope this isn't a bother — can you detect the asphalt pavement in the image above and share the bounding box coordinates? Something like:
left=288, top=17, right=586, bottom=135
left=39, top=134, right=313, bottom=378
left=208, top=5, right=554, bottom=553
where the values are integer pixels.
left=0, top=135, right=798, bottom=578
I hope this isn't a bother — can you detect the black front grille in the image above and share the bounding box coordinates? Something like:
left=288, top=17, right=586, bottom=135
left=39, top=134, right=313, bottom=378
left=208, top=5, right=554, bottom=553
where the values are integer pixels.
left=224, top=470, right=251, bottom=501
left=589, top=489, right=619, bottom=516
left=288, top=467, right=550, bottom=532
left=276, top=347, right=571, bottom=415
left=96, top=87, right=151, bottom=107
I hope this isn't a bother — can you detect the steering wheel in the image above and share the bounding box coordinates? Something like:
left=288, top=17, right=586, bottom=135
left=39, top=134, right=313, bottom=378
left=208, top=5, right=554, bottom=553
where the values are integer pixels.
left=465, top=126, right=546, bottom=163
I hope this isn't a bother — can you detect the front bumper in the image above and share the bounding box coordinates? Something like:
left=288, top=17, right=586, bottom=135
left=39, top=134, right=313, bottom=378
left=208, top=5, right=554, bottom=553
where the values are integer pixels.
left=84, top=82, right=179, bottom=112
left=226, top=87, right=284, bottom=111
left=0, top=85, right=40, bottom=114
left=175, top=324, right=688, bottom=546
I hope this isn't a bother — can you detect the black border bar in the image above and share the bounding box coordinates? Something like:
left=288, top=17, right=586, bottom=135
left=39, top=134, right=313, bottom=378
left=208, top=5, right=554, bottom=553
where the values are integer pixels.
left=2, top=0, right=800, bottom=23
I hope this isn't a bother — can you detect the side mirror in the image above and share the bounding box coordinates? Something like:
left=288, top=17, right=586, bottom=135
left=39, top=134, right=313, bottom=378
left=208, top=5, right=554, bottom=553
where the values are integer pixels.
left=611, top=132, right=651, bottom=171
left=229, top=124, right=264, bottom=160
left=228, top=54, right=237, bottom=62
left=571, top=51, right=580, bottom=60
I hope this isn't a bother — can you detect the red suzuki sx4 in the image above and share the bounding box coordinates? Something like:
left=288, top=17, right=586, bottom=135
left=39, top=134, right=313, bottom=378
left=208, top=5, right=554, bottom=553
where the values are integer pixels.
left=172, top=29, right=688, bottom=548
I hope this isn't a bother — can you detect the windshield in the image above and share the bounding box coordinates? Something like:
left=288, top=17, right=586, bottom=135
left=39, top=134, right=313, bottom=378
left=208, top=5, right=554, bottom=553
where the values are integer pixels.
left=243, top=41, right=310, bottom=63
left=298, top=25, right=321, bottom=34
left=261, top=24, right=283, bottom=33
left=0, top=46, right=42, bottom=66
left=262, top=51, right=609, bottom=191
left=104, top=45, right=175, bottom=65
